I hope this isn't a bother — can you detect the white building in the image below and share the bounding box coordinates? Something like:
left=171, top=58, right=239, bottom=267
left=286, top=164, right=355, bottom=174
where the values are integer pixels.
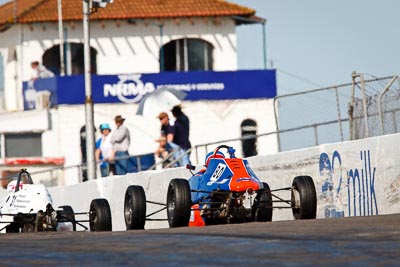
left=0, top=0, right=278, bottom=185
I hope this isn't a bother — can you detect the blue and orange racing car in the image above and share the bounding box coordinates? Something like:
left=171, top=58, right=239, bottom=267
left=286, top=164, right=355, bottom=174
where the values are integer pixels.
left=123, top=145, right=317, bottom=229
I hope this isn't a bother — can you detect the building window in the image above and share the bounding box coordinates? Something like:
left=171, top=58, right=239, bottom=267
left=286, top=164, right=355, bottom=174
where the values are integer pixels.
left=42, top=43, right=97, bottom=75
left=240, top=119, right=258, bottom=157
left=4, top=133, right=42, bottom=157
left=161, top=38, right=213, bottom=72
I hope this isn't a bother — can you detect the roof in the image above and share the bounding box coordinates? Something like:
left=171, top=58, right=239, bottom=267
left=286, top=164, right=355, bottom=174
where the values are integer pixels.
left=0, top=0, right=261, bottom=31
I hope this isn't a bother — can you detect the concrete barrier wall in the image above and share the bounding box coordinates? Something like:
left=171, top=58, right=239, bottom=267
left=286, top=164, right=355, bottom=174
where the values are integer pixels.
left=2, top=133, right=399, bottom=231
left=247, top=132, right=400, bottom=220
left=50, top=167, right=191, bottom=231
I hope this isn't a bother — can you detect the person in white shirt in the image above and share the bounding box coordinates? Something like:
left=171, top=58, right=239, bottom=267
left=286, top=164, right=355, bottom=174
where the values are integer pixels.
left=30, top=61, right=54, bottom=80
left=95, top=123, right=115, bottom=177
left=110, top=115, right=131, bottom=175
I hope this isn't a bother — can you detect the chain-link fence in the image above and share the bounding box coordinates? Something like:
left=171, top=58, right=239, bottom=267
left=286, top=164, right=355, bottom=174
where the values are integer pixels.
left=351, top=75, right=400, bottom=139
left=187, top=74, right=400, bottom=162
left=274, top=74, right=400, bottom=152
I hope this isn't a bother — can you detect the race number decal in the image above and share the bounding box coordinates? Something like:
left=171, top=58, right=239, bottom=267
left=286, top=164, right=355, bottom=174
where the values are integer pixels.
left=210, top=163, right=226, bottom=181
left=207, top=163, right=228, bottom=185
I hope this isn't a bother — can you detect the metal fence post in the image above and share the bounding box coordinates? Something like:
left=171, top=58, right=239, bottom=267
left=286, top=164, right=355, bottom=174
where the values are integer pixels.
left=273, top=97, right=281, bottom=152
left=378, top=75, right=398, bottom=135
left=349, top=72, right=356, bottom=140
left=360, top=74, right=369, bottom=138
left=334, top=86, right=344, bottom=142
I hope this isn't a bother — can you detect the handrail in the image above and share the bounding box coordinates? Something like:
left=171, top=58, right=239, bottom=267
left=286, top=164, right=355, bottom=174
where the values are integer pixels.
left=0, top=152, right=154, bottom=181
left=163, top=147, right=193, bottom=169
left=148, top=146, right=180, bottom=170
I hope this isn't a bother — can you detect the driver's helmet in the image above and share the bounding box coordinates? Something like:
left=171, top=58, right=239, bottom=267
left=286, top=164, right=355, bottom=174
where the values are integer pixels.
left=20, top=173, right=32, bottom=184
left=205, top=151, right=225, bottom=167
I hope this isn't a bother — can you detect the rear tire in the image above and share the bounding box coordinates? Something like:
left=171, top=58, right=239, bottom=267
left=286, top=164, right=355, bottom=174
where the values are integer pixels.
left=291, top=176, right=317, bottom=219
left=58, top=205, right=77, bottom=231
left=167, top=179, right=191, bottom=228
left=6, top=223, right=20, bottom=233
left=253, top=182, right=273, bottom=222
left=89, top=198, right=112, bottom=231
left=124, top=185, right=146, bottom=230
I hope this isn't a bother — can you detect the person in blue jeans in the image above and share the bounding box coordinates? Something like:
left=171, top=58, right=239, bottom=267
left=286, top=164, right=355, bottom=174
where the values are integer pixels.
left=155, top=135, right=190, bottom=168
left=95, top=123, right=115, bottom=177
left=158, top=111, right=191, bottom=164
left=110, top=115, right=131, bottom=175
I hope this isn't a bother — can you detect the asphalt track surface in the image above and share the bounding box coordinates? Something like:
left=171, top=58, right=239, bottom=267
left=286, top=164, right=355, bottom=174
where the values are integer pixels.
left=0, top=214, right=399, bottom=267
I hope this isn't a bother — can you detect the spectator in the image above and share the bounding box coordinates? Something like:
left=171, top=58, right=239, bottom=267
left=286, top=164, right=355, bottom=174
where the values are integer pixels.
left=110, top=115, right=131, bottom=175
left=30, top=61, right=54, bottom=80
left=155, top=135, right=172, bottom=168
left=171, top=105, right=190, bottom=135
left=158, top=112, right=191, bottom=167
left=155, top=135, right=189, bottom=168
left=158, top=112, right=174, bottom=142
left=171, top=105, right=191, bottom=154
left=158, top=111, right=191, bottom=153
left=95, top=123, right=115, bottom=177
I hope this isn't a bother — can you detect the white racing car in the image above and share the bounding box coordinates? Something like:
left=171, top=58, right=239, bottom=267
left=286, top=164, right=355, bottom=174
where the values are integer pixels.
left=0, top=169, right=112, bottom=233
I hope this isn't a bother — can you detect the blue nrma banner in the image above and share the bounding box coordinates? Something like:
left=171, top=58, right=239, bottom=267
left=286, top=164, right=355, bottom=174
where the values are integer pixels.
left=23, top=69, right=276, bottom=110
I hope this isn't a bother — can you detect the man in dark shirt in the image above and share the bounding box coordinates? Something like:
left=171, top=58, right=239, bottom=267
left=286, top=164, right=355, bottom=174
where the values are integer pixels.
left=159, top=112, right=174, bottom=141
left=171, top=105, right=190, bottom=136
left=158, top=112, right=191, bottom=166
left=173, top=119, right=191, bottom=151
left=171, top=105, right=191, bottom=152
left=158, top=112, right=191, bottom=151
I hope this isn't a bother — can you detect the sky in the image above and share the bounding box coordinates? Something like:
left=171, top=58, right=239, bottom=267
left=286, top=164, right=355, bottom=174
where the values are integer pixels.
left=231, top=0, right=400, bottom=95
left=1, top=0, right=399, bottom=95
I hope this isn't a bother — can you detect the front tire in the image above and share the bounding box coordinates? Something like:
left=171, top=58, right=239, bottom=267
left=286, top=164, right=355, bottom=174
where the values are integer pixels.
left=89, top=198, right=112, bottom=231
left=167, top=179, right=191, bottom=228
left=124, top=185, right=146, bottom=230
left=291, top=176, right=317, bottom=219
